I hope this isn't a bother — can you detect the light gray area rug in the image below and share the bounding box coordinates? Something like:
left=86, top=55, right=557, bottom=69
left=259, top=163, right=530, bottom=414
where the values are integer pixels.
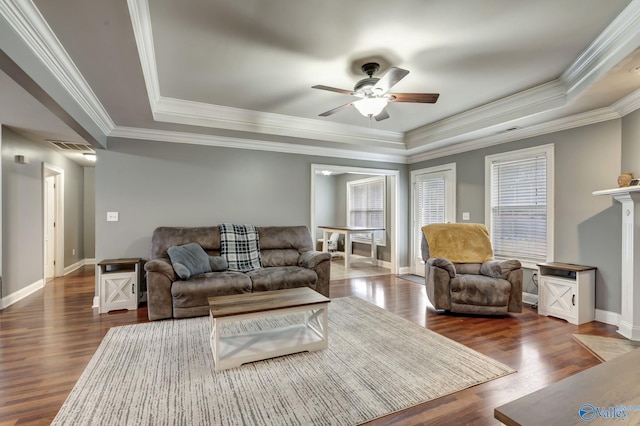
left=53, top=297, right=515, bottom=425
left=573, top=334, right=640, bottom=362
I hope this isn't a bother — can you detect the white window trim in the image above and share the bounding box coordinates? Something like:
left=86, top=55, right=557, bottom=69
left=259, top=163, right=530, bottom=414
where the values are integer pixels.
left=347, top=175, right=387, bottom=246
left=484, top=144, right=555, bottom=269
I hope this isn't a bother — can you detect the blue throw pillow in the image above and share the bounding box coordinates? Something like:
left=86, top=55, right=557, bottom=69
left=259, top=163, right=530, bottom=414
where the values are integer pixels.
left=167, top=243, right=212, bottom=280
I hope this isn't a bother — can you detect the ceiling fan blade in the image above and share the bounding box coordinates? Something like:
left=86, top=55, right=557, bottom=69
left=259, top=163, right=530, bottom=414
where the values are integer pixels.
left=374, top=109, right=389, bottom=121
left=390, top=93, right=440, bottom=103
left=319, top=102, right=353, bottom=117
left=312, top=85, right=355, bottom=96
left=371, top=67, right=409, bottom=95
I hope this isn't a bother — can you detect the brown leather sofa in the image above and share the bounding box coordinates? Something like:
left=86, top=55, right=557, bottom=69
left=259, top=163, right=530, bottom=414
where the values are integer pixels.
left=145, top=225, right=331, bottom=320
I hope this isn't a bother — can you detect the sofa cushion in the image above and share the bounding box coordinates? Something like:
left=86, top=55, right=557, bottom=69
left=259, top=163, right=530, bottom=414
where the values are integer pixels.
left=480, top=259, right=521, bottom=279
left=167, top=243, right=212, bottom=279
left=257, top=226, right=314, bottom=252
left=247, top=266, right=317, bottom=292
left=261, top=249, right=301, bottom=267
left=454, top=263, right=482, bottom=275
left=209, top=256, right=229, bottom=272
left=450, top=274, right=511, bottom=307
left=171, top=271, right=252, bottom=312
left=152, top=226, right=220, bottom=260
left=479, top=260, right=503, bottom=278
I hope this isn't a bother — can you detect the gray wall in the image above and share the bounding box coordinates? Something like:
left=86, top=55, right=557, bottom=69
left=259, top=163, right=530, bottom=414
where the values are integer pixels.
left=622, top=108, right=640, bottom=175
left=314, top=174, right=338, bottom=241
left=95, top=138, right=409, bottom=287
left=410, top=120, right=622, bottom=312
left=1, top=126, right=87, bottom=297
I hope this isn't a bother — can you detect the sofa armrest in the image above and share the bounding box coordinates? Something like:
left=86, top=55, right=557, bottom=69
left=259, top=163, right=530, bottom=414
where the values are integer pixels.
left=506, top=268, right=523, bottom=313
left=298, top=251, right=331, bottom=269
left=425, top=260, right=453, bottom=310
left=144, top=259, right=176, bottom=320
left=427, top=257, right=456, bottom=278
left=145, top=259, right=177, bottom=281
left=298, top=251, right=331, bottom=298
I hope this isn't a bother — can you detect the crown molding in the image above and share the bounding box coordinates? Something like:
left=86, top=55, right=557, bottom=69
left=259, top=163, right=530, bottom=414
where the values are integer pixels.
left=405, top=80, right=567, bottom=149
left=154, top=96, right=405, bottom=148
left=127, top=0, right=160, bottom=105
left=109, top=126, right=409, bottom=164
left=613, top=87, right=640, bottom=116
left=0, top=0, right=115, bottom=135
left=407, top=106, right=623, bottom=164
left=562, top=0, right=640, bottom=99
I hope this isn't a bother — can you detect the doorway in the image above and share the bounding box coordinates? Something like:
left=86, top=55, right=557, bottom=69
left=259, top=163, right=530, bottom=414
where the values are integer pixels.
left=43, top=164, right=64, bottom=282
left=310, top=164, right=399, bottom=275
left=411, top=164, right=456, bottom=276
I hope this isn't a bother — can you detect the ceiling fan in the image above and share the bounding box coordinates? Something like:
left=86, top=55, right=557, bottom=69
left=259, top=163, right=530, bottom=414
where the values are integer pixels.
left=312, top=62, right=439, bottom=121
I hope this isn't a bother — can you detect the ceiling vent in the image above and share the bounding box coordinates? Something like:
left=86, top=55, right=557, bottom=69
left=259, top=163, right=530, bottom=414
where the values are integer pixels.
left=47, top=140, right=95, bottom=153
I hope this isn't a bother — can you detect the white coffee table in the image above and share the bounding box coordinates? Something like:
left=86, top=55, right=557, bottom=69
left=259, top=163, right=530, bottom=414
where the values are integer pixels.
left=208, top=287, right=330, bottom=371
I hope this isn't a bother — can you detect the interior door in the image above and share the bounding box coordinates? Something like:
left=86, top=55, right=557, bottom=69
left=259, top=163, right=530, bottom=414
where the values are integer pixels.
left=412, top=165, right=456, bottom=276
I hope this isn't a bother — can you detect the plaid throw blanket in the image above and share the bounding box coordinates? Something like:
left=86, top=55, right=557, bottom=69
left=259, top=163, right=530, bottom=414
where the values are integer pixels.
left=219, top=224, right=263, bottom=272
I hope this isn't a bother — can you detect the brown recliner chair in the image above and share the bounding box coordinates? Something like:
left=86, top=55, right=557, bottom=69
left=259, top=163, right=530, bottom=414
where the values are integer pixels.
left=421, top=223, right=523, bottom=315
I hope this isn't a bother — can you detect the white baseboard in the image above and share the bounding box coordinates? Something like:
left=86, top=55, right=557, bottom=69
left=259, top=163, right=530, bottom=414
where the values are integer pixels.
left=64, top=258, right=97, bottom=276
left=523, top=292, right=539, bottom=306
left=0, top=279, right=44, bottom=309
left=398, top=266, right=412, bottom=275
left=377, top=259, right=392, bottom=269
left=595, top=309, right=620, bottom=326
left=93, top=296, right=99, bottom=309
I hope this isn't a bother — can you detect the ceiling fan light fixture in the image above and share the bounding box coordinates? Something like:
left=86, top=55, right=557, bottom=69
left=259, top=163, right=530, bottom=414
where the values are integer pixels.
left=353, top=97, right=388, bottom=117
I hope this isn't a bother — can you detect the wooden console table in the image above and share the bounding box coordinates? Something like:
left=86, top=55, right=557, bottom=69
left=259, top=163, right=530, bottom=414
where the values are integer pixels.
left=318, top=225, right=384, bottom=271
left=495, top=347, right=640, bottom=424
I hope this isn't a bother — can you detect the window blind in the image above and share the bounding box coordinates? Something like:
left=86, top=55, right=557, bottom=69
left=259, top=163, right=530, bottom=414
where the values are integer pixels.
left=490, top=155, right=547, bottom=260
left=415, top=175, right=446, bottom=255
left=348, top=177, right=385, bottom=243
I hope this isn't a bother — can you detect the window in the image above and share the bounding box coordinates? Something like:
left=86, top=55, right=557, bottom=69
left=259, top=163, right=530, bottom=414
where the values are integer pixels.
left=347, top=176, right=386, bottom=245
left=411, top=164, right=456, bottom=276
left=485, top=145, right=554, bottom=267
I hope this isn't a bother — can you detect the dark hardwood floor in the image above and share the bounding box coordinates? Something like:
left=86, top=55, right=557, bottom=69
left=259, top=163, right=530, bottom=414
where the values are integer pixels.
left=0, top=266, right=621, bottom=425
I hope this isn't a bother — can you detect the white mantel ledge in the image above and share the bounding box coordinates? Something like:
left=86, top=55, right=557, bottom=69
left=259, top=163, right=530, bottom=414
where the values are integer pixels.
left=593, top=186, right=640, bottom=197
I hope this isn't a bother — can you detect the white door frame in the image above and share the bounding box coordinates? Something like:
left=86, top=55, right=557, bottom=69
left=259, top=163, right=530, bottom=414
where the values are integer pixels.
left=410, top=163, right=456, bottom=276
left=44, top=175, right=55, bottom=279
left=42, top=163, right=64, bottom=280
left=310, top=164, right=399, bottom=274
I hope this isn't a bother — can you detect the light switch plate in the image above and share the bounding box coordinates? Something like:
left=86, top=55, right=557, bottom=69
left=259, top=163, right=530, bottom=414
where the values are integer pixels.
left=462, top=212, right=470, bottom=221
left=107, top=212, right=119, bottom=222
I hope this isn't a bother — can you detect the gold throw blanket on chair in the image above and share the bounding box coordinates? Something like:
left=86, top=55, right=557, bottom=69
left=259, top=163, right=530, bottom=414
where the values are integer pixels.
left=421, top=223, right=494, bottom=263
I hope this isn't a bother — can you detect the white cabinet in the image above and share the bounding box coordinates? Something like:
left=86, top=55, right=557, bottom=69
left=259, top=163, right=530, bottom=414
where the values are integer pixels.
left=98, top=258, right=142, bottom=313
left=538, top=262, right=596, bottom=325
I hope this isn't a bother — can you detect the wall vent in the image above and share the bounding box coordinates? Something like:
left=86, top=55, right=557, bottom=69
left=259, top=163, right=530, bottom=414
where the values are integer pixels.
left=47, top=140, right=95, bottom=153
